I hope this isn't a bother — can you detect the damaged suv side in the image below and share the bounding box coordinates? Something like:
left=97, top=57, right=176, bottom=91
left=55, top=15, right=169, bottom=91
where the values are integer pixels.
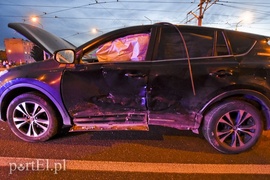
left=1, top=22, right=270, bottom=154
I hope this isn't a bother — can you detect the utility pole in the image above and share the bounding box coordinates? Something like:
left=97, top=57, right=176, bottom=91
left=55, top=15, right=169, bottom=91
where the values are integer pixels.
left=198, top=0, right=204, bottom=26
left=186, top=0, right=218, bottom=26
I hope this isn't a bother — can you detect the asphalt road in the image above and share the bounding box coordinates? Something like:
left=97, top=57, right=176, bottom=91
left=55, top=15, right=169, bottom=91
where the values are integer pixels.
left=0, top=121, right=270, bottom=179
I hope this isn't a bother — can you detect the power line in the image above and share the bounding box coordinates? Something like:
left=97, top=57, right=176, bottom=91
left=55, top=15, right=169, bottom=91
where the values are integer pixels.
left=0, top=15, right=160, bottom=22
left=215, top=3, right=270, bottom=16
left=112, top=1, right=195, bottom=3
left=218, top=1, right=270, bottom=5
left=0, top=1, right=194, bottom=8
left=0, top=2, right=192, bottom=13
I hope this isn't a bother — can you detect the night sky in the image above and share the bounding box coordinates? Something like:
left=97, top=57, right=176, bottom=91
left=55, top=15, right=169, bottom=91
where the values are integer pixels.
left=1, top=0, right=270, bottom=50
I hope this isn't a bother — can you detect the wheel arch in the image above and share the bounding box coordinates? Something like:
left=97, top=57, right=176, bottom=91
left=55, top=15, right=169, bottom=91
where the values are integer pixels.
left=198, top=89, right=270, bottom=130
left=0, top=82, right=72, bottom=127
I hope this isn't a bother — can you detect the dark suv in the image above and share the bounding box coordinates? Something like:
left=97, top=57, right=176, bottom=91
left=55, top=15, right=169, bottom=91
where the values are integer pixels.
left=1, top=22, right=270, bottom=154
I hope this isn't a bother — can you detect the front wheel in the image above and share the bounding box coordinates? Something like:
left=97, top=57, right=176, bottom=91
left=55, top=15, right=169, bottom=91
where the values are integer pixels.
left=7, top=92, right=59, bottom=142
left=202, top=100, right=263, bottom=154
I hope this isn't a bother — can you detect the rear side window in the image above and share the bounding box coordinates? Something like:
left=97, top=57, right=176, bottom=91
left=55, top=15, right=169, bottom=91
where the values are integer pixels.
left=157, top=27, right=185, bottom=60
left=183, top=30, right=214, bottom=58
left=156, top=26, right=216, bottom=60
left=215, top=31, right=230, bottom=56
left=226, top=31, right=256, bottom=55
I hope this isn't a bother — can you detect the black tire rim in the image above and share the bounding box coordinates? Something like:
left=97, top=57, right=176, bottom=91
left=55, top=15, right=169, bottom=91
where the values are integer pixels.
left=216, top=109, right=257, bottom=148
left=12, top=101, right=50, bottom=137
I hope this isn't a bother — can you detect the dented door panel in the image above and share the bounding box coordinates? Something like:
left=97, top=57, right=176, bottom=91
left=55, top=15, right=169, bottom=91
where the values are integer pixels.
left=61, top=64, right=109, bottom=117
left=101, top=63, right=149, bottom=111
left=61, top=62, right=149, bottom=122
left=148, top=60, right=196, bottom=129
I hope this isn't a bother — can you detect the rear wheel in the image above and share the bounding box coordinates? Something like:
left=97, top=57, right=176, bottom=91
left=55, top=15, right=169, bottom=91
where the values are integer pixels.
left=7, top=92, right=59, bottom=142
left=202, top=100, right=262, bottom=154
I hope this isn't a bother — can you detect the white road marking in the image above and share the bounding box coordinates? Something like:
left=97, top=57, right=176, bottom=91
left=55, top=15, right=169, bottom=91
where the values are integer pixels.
left=1, top=157, right=270, bottom=174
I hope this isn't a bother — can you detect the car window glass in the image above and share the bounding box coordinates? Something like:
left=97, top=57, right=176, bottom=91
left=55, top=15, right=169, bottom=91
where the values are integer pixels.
left=226, top=31, right=256, bottom=55
left=82, top=33, right=150, bottom=63
left=157, top=27, right=185, bottom=60
left=183, top=30, right=214, bottom=58
left=215, top=31, right=230, bottom=56
left=156, top=27, right=214, bottom=60
left=82, top=49, right=98, bottom=63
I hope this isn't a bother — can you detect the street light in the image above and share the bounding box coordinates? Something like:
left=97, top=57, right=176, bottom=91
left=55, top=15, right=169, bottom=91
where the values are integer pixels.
left=235, top=20, right=243, bottom=31
left=30, top=16, right=44, bottom=28
left=92, top=28, right=103, bottom=34
left=31, top=16, right=37, bottom=22
left=235, top=11, right=253, bottom=31
left=240, top=11, right=253, bottom=23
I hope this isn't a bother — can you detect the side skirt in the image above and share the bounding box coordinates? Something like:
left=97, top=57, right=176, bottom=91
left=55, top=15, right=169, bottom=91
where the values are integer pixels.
left=148, top=112, right=200, bottom=133
left=70, top=113, right=148, bottom=132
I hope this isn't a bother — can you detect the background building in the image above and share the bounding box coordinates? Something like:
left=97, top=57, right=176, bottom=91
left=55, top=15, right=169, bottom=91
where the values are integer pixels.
left=4, top=38, right=35, bottom=65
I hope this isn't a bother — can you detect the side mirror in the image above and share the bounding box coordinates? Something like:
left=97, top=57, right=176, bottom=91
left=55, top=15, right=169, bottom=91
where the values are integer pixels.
left=55, top=49, right=75, bottom=64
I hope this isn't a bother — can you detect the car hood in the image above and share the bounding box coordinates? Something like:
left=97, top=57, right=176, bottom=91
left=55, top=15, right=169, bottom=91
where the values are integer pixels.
left=8, top=23, right=76, bottom=54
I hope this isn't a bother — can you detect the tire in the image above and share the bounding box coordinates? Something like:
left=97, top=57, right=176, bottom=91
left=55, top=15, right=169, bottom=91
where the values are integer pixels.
left=202, top=100, right=262, bottom=154
left=7, top=92, right=59, bottom=142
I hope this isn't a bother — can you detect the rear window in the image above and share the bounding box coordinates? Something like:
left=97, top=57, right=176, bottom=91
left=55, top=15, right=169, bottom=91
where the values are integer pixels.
left=226, top=31, right=256, bottom=55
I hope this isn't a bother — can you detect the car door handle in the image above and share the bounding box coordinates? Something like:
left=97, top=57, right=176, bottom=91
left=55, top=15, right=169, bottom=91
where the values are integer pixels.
left=125, top=73, right=146, bottom=78
left=209, top=70, right=233, bottom=77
